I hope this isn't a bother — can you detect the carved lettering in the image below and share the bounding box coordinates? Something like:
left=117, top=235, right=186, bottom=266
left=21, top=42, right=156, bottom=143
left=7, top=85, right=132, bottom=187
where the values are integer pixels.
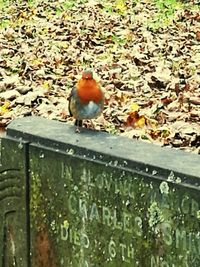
left=162, top=222, right=172, bottom=246
left=108, top=240, right=116, bottom=258
left=102, top=206, right=112, bottom=227
left=127, top=244, right=134, bottom=260
left=89, top=202, right=100, bottom=222
left=181, top=196, right=190, bottom=214
left=79, top=199, right=88, bottom=219
left=123, top=212, right=132, bottom=233
left=96, top=173, right=104, bottom=189
left=191, top=199, right=199, bottom=217
left=60, top=223, right=68, bottom=241
left=81, top=233, right=90, bottom=249
left=61, top=226, right=90, bottom=249
left=134, top=216, right=143, bottom=237
left=176, top=229, right=187, bottom=250
left=68, top=194, right=77, bottom=215
left=113, top=209, right=122, bottom=230
left=120, top=243, right=127, bottom=261
left=59, top=164, right=200, bottom=266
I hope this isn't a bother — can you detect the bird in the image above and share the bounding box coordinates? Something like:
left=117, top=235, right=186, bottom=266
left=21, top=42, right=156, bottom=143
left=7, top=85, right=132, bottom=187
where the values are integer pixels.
left=68, top=70, right=104, bottom=132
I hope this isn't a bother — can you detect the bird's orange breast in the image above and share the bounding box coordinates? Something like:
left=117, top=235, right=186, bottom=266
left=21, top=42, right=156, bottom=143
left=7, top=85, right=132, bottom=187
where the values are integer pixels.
left=76, top=79, right=103, bottom=104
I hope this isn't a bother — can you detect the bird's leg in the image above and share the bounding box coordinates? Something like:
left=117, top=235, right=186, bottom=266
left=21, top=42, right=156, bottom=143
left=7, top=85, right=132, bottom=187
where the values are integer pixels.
left=75, top=127, right=81, bottom=133
left=75, top=119, right=82, bottom=133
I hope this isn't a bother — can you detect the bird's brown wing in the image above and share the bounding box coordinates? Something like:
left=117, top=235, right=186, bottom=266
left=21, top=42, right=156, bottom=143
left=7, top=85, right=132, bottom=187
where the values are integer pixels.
left=67, top=88, right=76, bottom=117
left=68, top=88, right=83, bottom=127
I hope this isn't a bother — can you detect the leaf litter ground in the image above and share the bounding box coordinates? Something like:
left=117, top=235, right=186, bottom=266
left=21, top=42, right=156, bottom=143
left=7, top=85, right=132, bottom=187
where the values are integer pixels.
left=0, top=0, right=200, bottom=153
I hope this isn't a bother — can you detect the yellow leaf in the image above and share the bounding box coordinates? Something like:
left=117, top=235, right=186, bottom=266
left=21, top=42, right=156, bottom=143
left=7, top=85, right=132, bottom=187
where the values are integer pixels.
left=115, top=0, right=126, bottom=13
left=32, top=59, right=43, bottom=67
left=31, top=8, right=37, bottom=16
left=135, top=115, right=146, bottom=128
left=130, top=103, right=140, bottom=112
left=43, top=81, right=50, bottom=90
left=0, top=101, right=10, bottom=114
left=125, top=112, right=146, bottom=128
left=17, top=18, right=24, bottom=25
left=146, top=118, right=158, bottom=129
left=57, top=41, right=68, bottom=48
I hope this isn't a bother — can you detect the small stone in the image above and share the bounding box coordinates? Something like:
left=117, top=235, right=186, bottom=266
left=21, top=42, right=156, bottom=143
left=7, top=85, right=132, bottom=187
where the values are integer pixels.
left=16, top=86, right=31, bottom=94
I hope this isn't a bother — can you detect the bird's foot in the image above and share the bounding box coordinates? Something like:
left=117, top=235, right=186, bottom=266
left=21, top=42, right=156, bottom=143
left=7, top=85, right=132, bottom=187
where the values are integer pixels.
left=75, top=126, right=81, bottom=133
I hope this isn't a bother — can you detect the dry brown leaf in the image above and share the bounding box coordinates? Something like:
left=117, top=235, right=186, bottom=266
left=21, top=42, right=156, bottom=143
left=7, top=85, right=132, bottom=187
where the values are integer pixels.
left=0, top=1, right=199, bottom=153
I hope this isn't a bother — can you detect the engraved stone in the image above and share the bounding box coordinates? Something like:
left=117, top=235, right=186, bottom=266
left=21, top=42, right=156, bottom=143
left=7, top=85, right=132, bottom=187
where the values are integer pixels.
left=1, top=116, right=199, bottom=267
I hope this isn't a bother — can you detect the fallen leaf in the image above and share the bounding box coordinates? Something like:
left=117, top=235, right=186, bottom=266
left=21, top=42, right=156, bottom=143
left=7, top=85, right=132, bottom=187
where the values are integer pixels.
left=125, top=111, right=146, bottom=128
left=0, top=101, right=10, bottom=115
left=0, top=90, right=20, bottom=100
left=130, top=103, right=140, bottom=112
left=196, top=31, right=200, bottom=41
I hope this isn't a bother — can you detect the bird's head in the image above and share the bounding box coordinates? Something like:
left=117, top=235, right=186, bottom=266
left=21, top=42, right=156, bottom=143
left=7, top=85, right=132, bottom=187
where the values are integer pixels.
left=82, top=70, right=93, bottom=80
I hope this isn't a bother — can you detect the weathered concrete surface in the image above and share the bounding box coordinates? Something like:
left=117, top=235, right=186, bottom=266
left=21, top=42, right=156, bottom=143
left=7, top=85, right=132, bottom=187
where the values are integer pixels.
left=0, top=137, right=29, bottom=267
left=1, top=116, right=199, bottom=267
left=7, top=116, right=200, bottom=182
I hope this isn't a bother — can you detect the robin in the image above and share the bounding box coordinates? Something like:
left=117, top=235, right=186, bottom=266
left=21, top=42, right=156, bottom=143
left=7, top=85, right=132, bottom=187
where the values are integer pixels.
left=68, top=70, right=104, bottom=132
